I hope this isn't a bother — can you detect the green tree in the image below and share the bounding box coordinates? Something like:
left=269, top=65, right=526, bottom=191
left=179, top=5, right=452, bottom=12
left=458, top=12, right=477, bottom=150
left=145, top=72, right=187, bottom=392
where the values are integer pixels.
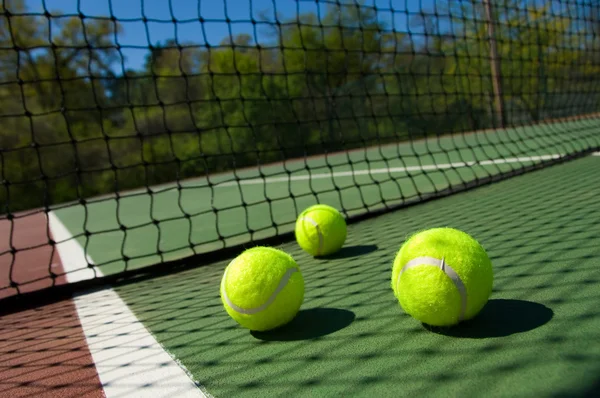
left=445, top=0, right=588, bottom=124
left=262, top=1, right=394, bottom=150
left=1, top=0, right=122, bottom=211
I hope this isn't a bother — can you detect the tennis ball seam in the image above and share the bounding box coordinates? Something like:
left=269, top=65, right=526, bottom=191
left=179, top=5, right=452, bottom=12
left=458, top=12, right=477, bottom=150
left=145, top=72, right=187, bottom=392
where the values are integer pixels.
left=222, top=267, right=299, bottom=315
left=299, top=216, right=324, bottom=256
left=397, top=256, right=468, bottom=322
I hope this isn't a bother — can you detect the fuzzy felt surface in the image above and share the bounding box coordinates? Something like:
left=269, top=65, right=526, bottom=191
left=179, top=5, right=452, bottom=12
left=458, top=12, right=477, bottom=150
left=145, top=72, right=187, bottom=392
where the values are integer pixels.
left=392, top=228, right=494, bottom=326
left=220, top=246, right=305, bottom=331
left=295, top=204, right=347, bottom=256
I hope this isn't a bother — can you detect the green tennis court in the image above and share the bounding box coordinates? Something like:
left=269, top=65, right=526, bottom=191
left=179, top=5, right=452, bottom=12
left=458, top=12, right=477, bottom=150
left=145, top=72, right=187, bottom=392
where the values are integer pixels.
left=108, top=153, right=600, bottom=398
left=50, top=117, right=599, bottom=276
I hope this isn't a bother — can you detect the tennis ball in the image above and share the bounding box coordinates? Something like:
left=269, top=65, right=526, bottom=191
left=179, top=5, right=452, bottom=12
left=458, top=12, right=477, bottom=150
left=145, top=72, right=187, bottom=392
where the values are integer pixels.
left=220, top=246, right=304, bottom=331
left=391, top=227, right=494, bottom=327
left=295, top=204, right=347, bottom=257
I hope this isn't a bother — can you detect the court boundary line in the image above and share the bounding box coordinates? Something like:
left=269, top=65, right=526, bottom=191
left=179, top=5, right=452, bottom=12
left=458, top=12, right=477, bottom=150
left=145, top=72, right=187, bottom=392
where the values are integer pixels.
left=213, top=154, right=565, bottom=187
left=48, top=213, right=210, bottom=398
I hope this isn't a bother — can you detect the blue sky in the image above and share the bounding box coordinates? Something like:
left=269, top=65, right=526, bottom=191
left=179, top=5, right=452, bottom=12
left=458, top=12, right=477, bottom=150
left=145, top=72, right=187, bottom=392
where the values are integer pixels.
left=20, top=0, right=579, bottom=74
left=24, top=0, right=437, bottom=72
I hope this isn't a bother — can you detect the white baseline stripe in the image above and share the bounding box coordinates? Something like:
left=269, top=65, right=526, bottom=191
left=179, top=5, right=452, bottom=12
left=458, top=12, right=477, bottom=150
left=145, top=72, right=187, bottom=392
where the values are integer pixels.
left=48, top=213, right=208, bottom=398
left=48, top=212, right=98, bottom=283
left=214, top=154, right=564, bottom=187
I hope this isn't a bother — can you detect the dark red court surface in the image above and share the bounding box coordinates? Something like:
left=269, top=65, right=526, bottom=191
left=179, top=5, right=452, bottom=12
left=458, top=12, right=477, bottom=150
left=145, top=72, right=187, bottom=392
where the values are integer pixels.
left=0, top=212, right=104, bottom=397
left=0, top=299, right=104, bottom=398
left=0, top=212, right=62, bottom=300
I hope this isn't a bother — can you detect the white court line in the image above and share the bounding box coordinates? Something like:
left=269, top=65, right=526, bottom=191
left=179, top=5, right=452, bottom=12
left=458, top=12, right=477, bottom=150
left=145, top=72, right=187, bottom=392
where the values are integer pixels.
left=593, top=152, right=600, bottom=156
left=48, top=213, right=99, bottom=283
left=213, top=154, right=564, bottom=187
left=48, top=213, right=209, bottom=398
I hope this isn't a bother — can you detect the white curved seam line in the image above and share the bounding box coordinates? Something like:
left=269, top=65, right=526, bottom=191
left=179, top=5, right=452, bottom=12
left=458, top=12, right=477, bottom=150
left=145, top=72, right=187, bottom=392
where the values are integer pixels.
left=397, top=256, right=468, bottom=321
left=223, top=268, right=298, bottom=315
left=300, top=216, right=324, bottom=256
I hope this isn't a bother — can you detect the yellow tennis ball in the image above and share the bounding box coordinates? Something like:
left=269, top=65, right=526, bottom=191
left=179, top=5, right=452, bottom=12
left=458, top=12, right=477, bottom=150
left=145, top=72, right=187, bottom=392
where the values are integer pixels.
left=391, top=227, right=494, bottom=327
left=220, top=246, right=304, bottom=331
left=295, top=204, right=347, bottom=257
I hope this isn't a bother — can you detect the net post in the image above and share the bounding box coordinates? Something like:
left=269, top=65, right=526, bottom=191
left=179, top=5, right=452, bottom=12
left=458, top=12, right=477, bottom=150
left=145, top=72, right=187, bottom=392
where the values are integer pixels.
left=483, top=0, right=506, bottom=129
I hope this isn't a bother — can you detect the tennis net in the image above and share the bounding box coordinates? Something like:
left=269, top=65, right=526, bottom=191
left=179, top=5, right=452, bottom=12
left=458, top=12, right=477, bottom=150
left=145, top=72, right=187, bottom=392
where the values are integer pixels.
left=1, top=0, right=599, bottom=300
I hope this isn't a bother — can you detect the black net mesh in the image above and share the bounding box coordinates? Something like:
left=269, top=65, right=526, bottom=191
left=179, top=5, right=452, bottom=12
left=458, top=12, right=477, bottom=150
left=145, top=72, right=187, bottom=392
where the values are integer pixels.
left=1, top=0, right=599, bottom=299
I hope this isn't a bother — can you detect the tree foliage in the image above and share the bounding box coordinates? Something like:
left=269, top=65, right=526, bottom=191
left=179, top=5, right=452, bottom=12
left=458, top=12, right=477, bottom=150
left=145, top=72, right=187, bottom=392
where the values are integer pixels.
left=1, top=0, right=598, bottom=213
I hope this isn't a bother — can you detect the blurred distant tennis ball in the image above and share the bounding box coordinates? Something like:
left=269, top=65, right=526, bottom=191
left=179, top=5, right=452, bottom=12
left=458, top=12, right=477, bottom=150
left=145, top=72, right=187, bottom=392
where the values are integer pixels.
left=391, top=227, right=494, bottom=327
left=295, top=204, right=347, bottom=257
left=220, top=246, right=304, bottom=332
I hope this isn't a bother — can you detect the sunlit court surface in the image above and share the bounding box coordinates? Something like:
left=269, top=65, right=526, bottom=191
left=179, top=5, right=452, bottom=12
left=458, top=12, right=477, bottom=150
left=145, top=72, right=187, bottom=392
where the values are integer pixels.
left=1, top=0, right=600, bottom=397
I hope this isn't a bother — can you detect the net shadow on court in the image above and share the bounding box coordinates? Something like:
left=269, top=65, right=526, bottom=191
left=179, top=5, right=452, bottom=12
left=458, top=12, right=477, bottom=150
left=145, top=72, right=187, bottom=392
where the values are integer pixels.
left=0, top=300, right=103, bottom=397
left=109, top=155, right=600, bottom=398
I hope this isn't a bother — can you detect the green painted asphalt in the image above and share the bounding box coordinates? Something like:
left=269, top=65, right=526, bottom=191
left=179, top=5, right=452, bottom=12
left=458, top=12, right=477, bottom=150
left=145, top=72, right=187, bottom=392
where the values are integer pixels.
left=112, top=154, right=600, bottom=398
left=52, top=118, right=599, bottom=276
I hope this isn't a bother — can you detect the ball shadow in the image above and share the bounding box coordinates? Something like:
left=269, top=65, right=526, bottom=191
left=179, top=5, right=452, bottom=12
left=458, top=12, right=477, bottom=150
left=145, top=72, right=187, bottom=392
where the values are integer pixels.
left=424, top=299, right=553, bottom=338
left=317, top=244, right=378, bottom=260
left=579, top=377, right=600, bottom=398
left=250, top=307, right=355, bottom=341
